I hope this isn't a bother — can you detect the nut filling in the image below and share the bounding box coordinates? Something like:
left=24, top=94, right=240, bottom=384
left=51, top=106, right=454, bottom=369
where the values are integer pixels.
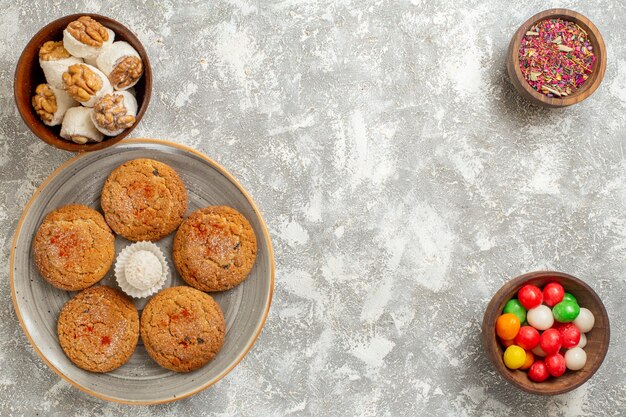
left=109, top=56, right=143, bottom=89
left=32, top=84, right=57, bottom=123
left=39, top=41, right=71, bottom=61
left=93, top=93, right=136, bottom=131
left=63, top=64, right=103, bottom=102
left=67, top=16, right=109, bottom=47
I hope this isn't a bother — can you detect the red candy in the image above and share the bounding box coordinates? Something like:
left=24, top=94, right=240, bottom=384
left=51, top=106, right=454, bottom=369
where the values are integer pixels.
left=539, top=329, right=562, bottom=355
left=515, top=326, right=540, bottom=350
left=543, top=282, right=565, bottom=307
left=557, top=323, right=581, bottom=349
left=518, top=285, right=543, bottom=309
left=528, top=360, right=550, bottom=382
left=545, top=353, right=566, bottom=377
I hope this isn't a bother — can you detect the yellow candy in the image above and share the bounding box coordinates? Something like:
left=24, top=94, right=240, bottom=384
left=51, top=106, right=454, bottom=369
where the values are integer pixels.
left=503, top=345, right=526, bottom=369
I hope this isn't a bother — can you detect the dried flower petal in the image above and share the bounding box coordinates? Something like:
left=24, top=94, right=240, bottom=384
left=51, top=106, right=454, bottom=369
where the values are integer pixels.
left=518, top=18, right=595, bottom=97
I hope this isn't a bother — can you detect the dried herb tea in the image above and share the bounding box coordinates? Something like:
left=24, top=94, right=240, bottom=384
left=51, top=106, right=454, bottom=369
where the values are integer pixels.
left=518, top=18, right=595, bottom=98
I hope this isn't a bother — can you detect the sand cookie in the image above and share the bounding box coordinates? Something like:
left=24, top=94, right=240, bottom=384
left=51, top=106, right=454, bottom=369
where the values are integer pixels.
left=57, top=286, right=139, bottom=373
left=33, top=204, right=114, bottom=291
left=100, top=159, right=187, bottom=241
left=173, top=206, right=257, bottom=292
left=140, top=286, right=225, bottom=372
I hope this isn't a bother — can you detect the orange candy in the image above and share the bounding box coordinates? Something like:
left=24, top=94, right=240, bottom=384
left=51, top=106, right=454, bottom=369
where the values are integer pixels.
left=519, top=350, right=535, bottom=370
left=496, top=313, right=521, bottom=340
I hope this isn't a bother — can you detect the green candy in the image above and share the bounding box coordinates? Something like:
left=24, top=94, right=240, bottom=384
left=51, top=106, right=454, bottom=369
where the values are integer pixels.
left=503, top=299, right=527, bottom=323
left=552, top=300, right=580, bottom=323
left=562, top=292, right=578, bottom=304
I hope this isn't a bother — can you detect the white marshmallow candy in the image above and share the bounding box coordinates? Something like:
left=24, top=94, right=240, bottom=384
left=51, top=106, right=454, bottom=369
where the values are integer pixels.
left=91, top=90, right=138, bottom=136
left=565, top=347, right=587, bottom=371
left=32, top=84, right=79, bottom=126
left=60, top=107, right=103, bottom=144
left=38, top=40, right=84, bottom=89
left=577, top=332, right=587, bottom=348
left=573, top=308, right=595, bottom=333
left=62, top=63, right=113, bottom=107
left=40, top=56, right=84, bottom=89
left=96, top=41, right=143, bottom=90
left=63, top=17, right=114, bottom=59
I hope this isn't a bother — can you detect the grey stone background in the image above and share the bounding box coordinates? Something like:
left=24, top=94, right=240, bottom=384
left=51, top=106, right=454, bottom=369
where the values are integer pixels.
left=1, top=0, right=625, bottom=416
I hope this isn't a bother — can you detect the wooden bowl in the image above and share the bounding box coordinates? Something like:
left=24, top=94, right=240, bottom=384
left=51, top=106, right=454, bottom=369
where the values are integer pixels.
left=482, top=271, right=610, bottom=395
left=14, top=14, right=152, bottom=152
left=507, top=9, right=606, bottom=108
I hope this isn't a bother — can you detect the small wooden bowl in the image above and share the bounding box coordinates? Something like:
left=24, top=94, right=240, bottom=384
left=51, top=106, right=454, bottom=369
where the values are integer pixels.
left=482, top=271, right=610, bottom=395
left=507, top=9, right=606, bottom=108
left=14, top=14, right=152, bottom=152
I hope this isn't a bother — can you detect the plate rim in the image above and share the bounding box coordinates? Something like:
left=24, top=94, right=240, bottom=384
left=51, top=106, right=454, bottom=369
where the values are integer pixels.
left=9, top=138, right=275, bottom=405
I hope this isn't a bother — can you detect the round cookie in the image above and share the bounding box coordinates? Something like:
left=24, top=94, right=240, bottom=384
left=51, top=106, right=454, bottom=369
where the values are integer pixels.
left=100, top=159, right=187, bottom=241
left=173, top=206, right=257, bottom=292
left=140, top=286, right=225, bottom=372
left=57, top=286, right=139, bottom=373
left=33, top=204, right=115, bottom=291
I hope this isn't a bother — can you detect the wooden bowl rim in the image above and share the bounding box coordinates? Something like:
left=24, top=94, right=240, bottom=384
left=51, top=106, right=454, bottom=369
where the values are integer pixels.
left=507, top=8, right=607, bottom=108
left=13, top=13, right=152, bottom=153
left=482, top=270, right=610, bottom=395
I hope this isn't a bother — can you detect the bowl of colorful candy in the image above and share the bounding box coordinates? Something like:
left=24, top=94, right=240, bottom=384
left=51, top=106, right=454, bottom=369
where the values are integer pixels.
left=507, top=8, right=606, bottom=108
left=482, top=271, right=609, bottom=395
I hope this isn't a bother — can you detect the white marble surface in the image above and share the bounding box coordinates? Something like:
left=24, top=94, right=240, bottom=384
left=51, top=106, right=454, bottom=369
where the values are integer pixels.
left=1, top=0, right=625, bottom=416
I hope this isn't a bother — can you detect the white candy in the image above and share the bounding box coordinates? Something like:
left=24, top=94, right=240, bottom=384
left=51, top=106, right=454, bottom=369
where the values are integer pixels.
left=91, top=90, right=138, bottom=136
left=532, top=344, right=547, bottom=357
left=63, top=27, right=114, bottom=59
left=565, top=347, right=587, bottom=370
left=125, top=250, right=163, bottom=291
left=40, top=55, right=83, bottom=89
left=96, top=41, right=142, bottom=90
left=573, top=308, right=595, bottom=333
left=39, top=85, right=79, bottom=126
left=64, top=64, right=113, bottom=107
left=578, top=332, right=587, bottom=348
left=60, top=107, right=103, bottom=144
left=527, top=305, right=554, bottom=330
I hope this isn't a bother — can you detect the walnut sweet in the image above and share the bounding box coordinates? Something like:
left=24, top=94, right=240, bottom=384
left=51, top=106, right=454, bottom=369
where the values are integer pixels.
left=68, top=135, right=89, bottom=144
left=67, top=16, right=109, bottom=47
left=32, top=84, right=57, bottom=123
left=93, top=94, right=136, bottom=131
left=109, top=56, right=143, bottom=89
left=39, top=41, right=71, bottom=61
left=62, top=64, right=103, bottom=102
